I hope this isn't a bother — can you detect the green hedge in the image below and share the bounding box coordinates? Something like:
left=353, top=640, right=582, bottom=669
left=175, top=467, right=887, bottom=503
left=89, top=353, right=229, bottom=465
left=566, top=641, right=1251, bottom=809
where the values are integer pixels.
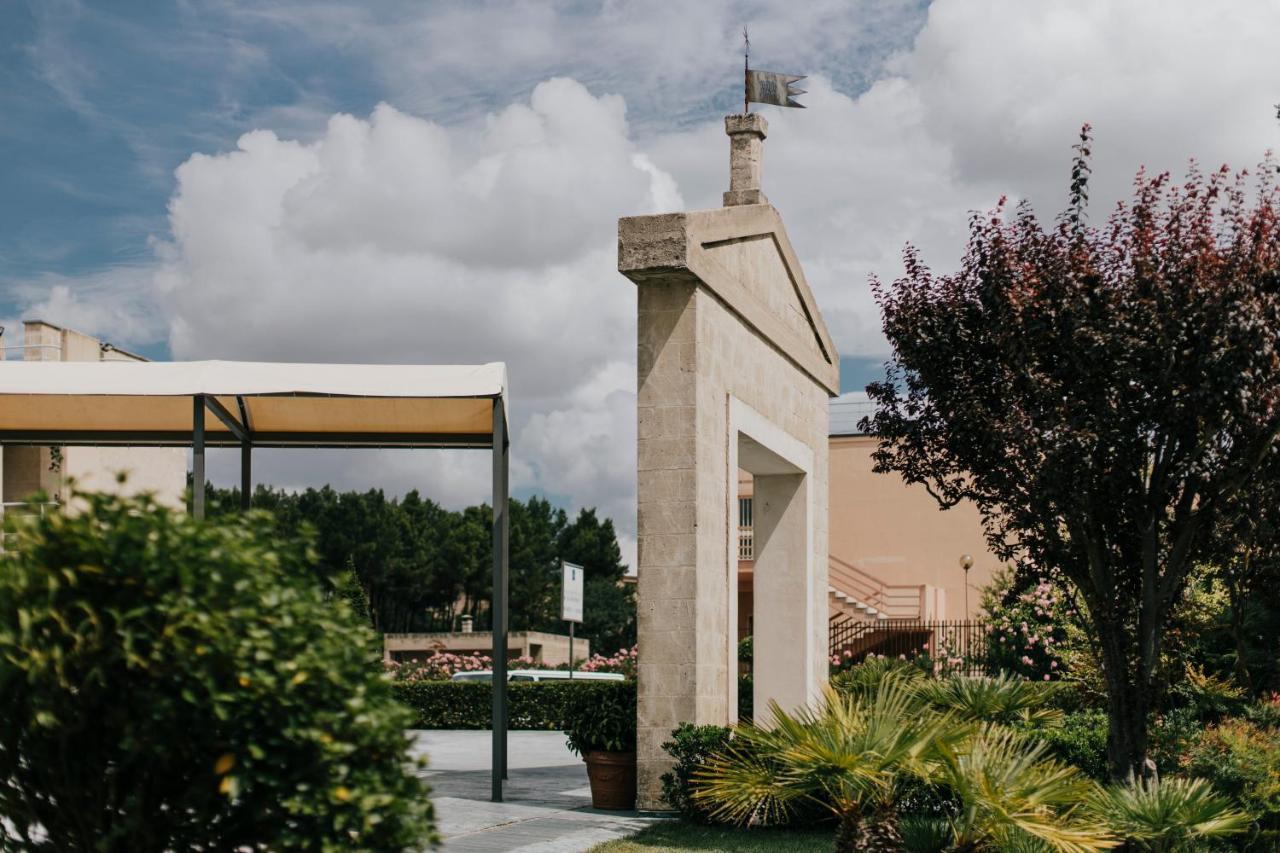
left=392, top=679, right=636, bottom=730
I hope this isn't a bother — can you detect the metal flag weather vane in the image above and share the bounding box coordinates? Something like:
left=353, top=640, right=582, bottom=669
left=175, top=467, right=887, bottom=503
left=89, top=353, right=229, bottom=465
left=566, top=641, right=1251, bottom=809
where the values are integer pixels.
left=743, top=27, right=806, bottom=112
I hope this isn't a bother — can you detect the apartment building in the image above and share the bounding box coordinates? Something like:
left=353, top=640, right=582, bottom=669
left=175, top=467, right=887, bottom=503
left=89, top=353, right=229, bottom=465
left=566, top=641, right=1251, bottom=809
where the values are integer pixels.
left=737, top=396, right=1002, bottom=654
left=0, top=320, right=186, bottom=513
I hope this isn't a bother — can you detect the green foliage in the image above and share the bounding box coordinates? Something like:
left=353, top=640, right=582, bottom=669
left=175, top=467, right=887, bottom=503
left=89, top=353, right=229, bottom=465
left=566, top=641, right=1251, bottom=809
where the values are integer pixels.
left=336, top=557, right=374, bottom=629
left=1181, top=720, right=1280, bottom=849
left=739, top=674, right=754, bottom=723
left=694, top=681, right=950, bottom=841
left=660, top=724, right=733, bottom=822
left=1171, top=664, right=1249, bottom=723
left=1086, top=778, right=1250, bottom=852
left=829, top=655, right=924, bottom=700
left=391, top=679, right=630, bottom=731
left=738, top=634, right=753, bottom=664
left=915, top=671, right=1064, bottom=727
left=1035, top=711, right=1110, bottom=782
left=0, top=489, right=435, bottom=852
left=1243, top=695, right=1280, bottom=729
left=936, top=725, right=1112, bottom=852
left=563, top=680, right=637, bottom=754
left=691, top=676, right=1116, bottom=851
left=899, top=814, right=954, bottom=852
left=203, top=484, right=635, bottom=649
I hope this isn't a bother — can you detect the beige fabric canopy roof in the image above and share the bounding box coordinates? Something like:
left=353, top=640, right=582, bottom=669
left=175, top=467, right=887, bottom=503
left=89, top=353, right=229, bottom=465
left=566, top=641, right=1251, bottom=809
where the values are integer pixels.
left=0, top=360, right=507, bottom=447
left=0, top=356, right=515, bottom=802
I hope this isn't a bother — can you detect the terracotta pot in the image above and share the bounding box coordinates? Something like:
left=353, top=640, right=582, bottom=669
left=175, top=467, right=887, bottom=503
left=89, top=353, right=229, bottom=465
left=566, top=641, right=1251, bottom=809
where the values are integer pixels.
left=583, top=750, right=637, bottom=810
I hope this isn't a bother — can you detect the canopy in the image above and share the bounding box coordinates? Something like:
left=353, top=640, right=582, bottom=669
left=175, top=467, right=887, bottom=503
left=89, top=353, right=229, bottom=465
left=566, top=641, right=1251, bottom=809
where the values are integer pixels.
left=0, top=360, right=507, bottom=448
left=0, top=357, right=513, bottom=802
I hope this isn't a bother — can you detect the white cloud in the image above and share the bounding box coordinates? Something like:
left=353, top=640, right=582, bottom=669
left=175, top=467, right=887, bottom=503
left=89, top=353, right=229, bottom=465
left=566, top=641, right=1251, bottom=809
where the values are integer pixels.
left=153, top=78, right=675, bottom=568
left=649, top=0, right=1280, bottom=358
left=13, top=0, right=1280, bottom=570
left=5, top=266, right=165, bottom=346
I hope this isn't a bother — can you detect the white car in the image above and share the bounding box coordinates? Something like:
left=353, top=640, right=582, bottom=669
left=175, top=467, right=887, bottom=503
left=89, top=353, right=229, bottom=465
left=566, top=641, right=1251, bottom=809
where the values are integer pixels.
left=450, top=669, right=625, bottom=683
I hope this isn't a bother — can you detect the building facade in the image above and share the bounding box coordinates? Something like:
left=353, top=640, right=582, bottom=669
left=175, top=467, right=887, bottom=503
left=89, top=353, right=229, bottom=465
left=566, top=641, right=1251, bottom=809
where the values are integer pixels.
left=736, top=395, right=1002, bottom=649
left=0, top=320, right=186, bottom=514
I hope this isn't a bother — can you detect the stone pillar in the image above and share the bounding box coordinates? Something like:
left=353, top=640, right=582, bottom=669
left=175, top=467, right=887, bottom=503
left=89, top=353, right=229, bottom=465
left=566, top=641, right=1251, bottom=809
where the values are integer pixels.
left=620, top=114, right=839, bottom=810
left=722, top=114, right=768, bottom=207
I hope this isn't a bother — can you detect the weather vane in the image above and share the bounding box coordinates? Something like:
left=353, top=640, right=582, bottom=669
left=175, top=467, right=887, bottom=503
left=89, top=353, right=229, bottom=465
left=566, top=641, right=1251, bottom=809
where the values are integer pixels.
left=742, top=26, right=806, bottom=113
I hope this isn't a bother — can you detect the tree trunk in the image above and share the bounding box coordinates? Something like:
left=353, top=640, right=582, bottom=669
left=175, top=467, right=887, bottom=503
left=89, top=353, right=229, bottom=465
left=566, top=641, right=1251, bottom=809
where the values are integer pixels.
left=1224, top=569, right=1253, bottom=689
left=1097, top=620, right=1153, bottom=783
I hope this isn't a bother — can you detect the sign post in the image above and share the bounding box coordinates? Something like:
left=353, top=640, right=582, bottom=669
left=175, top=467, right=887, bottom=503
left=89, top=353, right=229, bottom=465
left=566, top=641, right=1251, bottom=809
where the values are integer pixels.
left=561, top=561, right=584, bottom=678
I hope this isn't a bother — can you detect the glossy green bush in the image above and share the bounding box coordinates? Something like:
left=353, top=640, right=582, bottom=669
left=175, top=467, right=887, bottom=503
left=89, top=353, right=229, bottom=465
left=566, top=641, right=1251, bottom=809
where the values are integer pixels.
left=660, top=723, right=733, bottom=821
left=1035, top=710, right=1110, bottom=781
left=392, top=679, right=615, bottom=730
left=0, top=490, right=435, bottom=852
left=563, top=680, right=637, bottom=754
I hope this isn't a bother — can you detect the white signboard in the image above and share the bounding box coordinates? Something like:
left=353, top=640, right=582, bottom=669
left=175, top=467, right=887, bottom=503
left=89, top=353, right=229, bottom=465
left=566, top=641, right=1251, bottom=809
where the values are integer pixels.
left=561, top=561, right=584, bottom=623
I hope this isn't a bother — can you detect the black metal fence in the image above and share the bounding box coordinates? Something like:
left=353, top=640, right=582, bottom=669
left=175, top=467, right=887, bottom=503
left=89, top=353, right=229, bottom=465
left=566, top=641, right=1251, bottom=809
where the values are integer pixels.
left=830, top=616, right=991, bottom=677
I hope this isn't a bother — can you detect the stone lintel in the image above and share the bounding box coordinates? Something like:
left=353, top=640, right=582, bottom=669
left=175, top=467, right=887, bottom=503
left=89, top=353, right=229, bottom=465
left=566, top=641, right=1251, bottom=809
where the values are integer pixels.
left=619, top=205, right=840, bottom=396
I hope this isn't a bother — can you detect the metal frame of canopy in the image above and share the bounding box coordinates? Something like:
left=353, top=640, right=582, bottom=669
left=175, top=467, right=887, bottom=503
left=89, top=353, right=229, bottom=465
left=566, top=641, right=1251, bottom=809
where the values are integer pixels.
left=0, top=360, right=512, bottom=803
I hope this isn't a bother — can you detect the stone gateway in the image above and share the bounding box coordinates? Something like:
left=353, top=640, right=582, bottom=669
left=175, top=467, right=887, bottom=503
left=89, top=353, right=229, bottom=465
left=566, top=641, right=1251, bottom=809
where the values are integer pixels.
left=618, top=113, right=840, bottom=809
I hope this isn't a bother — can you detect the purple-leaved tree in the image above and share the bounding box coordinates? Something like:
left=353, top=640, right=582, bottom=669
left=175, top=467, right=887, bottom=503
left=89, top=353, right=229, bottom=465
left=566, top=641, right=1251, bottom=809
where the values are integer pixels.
left=864, top=126, right=1280, bottom=781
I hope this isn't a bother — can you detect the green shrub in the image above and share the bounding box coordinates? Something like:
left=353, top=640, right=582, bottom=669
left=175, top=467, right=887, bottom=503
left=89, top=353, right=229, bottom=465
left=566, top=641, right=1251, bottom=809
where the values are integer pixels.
left=564, top=679, right=637, bottom=754
left=1035, top=710, right=1109, bottom=781
left=0, top=489, right=435, bottom=852
left=1181, top=720, right=1280, bottom=849
left=739, top=674, right=753, bottom=723
left=1171, top=664, right=1249, bottom=723
left=1087, top=777, right=1250, bottom=852
left=1243, top=695, right=1280, bottom=729
left=1150, top=706, right=1203, bottom=777
left=830, top=655, right=924, bottom=700
left=392, top=679, right=627, bottom=730
left=915, top=672, right=1063, bottom=727
left=659, top=724, right=733, bottom=821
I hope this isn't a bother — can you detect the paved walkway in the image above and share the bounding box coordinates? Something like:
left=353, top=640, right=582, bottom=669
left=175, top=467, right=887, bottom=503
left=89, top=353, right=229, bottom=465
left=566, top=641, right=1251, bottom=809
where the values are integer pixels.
left=410, top=731, right=662, bottom=852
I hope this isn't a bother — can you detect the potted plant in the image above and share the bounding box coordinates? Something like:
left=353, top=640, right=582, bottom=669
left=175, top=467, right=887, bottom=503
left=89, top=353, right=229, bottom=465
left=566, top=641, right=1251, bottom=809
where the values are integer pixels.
left=564, top=681, right=637, bottom=810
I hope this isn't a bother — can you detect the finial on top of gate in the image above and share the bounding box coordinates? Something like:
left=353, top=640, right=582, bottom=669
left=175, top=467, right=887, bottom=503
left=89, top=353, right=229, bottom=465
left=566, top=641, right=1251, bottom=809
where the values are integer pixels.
left=725, top=28, right=806, bottom=207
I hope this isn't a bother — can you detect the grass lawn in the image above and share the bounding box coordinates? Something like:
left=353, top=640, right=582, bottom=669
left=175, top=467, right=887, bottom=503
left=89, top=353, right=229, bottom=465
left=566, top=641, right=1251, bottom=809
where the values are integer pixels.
left=589, top=821, right=832, bottom=852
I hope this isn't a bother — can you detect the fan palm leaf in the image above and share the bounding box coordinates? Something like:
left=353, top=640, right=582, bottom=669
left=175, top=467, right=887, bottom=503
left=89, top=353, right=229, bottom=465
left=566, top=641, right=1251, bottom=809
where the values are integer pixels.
left=939, top=725, right=1118, bottom=852
left=1086, top=777, right=1250, bottom=852
left=915, top=673, right=1064, bottom=728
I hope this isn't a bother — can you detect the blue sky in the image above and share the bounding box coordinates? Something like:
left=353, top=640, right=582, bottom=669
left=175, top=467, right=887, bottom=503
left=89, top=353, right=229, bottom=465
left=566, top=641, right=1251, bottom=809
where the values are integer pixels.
left=2, top=0, right=1277, bottom=564
left=0, top=0, right=923, bottom=358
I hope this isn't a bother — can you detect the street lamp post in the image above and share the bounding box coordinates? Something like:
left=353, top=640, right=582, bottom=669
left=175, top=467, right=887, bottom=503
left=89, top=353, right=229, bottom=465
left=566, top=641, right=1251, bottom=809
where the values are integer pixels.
left=959, top=554, right=974, bottom=617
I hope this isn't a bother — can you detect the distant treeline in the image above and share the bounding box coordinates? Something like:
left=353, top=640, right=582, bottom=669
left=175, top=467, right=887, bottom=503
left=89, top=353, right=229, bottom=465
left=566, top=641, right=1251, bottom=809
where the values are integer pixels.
left=200, top=484, right=635, bottom=653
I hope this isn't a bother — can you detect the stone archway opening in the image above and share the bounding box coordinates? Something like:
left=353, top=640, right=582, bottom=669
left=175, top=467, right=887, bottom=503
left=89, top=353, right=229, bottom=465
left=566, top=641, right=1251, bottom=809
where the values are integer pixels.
left=728, top=399, right=816, bottom=723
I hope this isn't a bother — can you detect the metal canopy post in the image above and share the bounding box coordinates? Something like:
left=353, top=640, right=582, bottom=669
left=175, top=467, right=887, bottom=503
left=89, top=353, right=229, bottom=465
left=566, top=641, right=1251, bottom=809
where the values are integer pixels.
left=491, top=397, right=509, bottom=802
left=238, top=397, right=252, bottom=511
left=240, top=442, right=252, bottom=511
left=192, top=395, right=206, bottom=520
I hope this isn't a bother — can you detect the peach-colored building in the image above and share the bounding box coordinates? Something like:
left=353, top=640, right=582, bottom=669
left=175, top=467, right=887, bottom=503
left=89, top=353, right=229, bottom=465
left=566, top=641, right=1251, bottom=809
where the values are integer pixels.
left=0, top=320, right=187, bottom=515
left=737, top=396, right=1001, bottom=649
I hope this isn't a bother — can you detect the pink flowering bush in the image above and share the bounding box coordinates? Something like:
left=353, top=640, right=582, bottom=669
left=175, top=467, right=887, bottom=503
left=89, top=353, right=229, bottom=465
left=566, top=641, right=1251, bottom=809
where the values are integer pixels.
left=384, top=645, right=639, bottom=682
left=830, top=641, right=974, bottom=679
left=384, top=652, right=556, bottom=683
left=579, top=645, right=638, bottom=679
left=981, top=567, right=1072, bottom=682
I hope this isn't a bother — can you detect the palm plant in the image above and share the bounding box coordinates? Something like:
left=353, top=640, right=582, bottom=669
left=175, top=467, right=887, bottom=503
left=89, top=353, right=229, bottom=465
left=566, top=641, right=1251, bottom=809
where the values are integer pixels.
left=915, top=673, right=1064, bottom=728
left=693, top=680, right=954, bottom=851
left=937, top=725, right=1118, bottom=852
left=1086, top=777, right=1250, bottom=852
